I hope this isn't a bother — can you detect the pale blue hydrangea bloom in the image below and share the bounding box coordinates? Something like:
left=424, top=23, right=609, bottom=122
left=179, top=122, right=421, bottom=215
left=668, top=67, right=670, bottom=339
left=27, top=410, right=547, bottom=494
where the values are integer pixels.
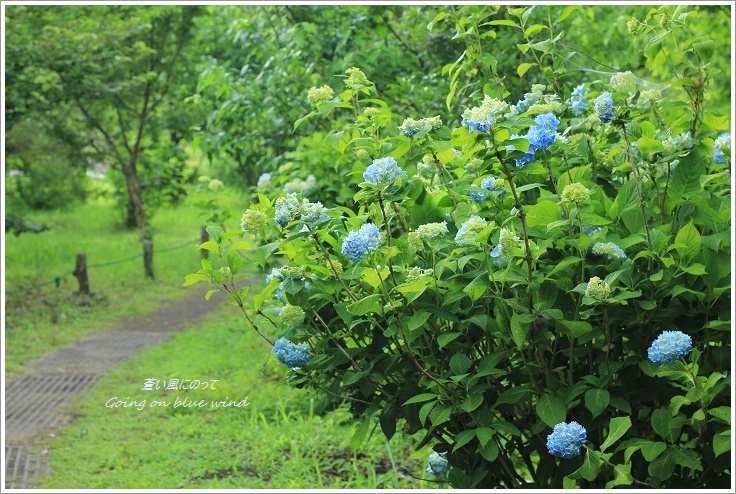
left=568, top=84, right=589, bottom=116
left=426, top=451, right=449, bottom=476
left=284, top=175, right=317, bottom=196
left=713, top=132, right=731, bottom=164
left=527, top=113, right=560, bottom=150
left=547, top=422, right=587, bottom=459
left=274, top=194, right=301, bottom=227
left=594, top=92, right=615, bottom=123
left=647, top=330, right=693, bottom=365
left=399, top=116, right=442, bottom=137
left=363, top=157, right=409, bottom=187
left=455, top=215, right=488, bottom=245
left=300, top=199, right=329, bottom=226
left=470, top=175, right=505, bottom=202
left=341, top=223, right=383, bottom=262
left=462, top=96, right=507, bottom=133
left=662, top=131, right=693, bottom=154
left=491, top=228, right=520, bottom=258
left=257, top=172, right=272, bottom=192
left=592, top=242, right=626, bottom=260
left=511, top=84, right=546, bottom=114
left=273, top=337, right=310, bottom=369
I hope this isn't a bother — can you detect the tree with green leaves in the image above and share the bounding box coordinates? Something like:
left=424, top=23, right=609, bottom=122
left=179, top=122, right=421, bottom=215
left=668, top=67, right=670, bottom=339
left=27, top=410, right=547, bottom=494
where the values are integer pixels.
left=4, top=5, right=203, bottom=235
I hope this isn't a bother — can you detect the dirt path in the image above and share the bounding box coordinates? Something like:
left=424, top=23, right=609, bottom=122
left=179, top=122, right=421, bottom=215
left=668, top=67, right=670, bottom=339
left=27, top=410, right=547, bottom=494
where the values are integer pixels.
left=3, top=286, right=226, bottom=489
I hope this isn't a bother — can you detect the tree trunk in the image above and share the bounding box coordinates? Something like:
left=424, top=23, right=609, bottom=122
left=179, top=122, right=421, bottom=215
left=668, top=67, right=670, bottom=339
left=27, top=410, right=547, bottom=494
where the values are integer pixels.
left=121, top=160, right=147, bottom=236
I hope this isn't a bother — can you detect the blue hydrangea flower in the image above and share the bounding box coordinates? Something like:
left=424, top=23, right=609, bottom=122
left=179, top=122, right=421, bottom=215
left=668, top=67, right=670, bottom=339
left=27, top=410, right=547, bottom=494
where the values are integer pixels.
left=594, top=91, right=615, bottom=123
left=568, top=84, right=589, bottom=116
left=257, top=172, right=272, bottom=192
left=341, top=223, right=383, bottom=263
left=426, top=451, right=448, bottom=476
left=455, top=215, right=488, bottom=245
left=274, top=194, right=300, bottom=227
left=273, top=337, right=310, bottom=368
left=470, top=175, right=506, bottom=202
left=527, top=113, right=560, bottom=150
left=591, top=242, right=626, bottom=260
left=363, top=157, right=409, bottom=188
left=713, top=132, right=731, bottom=164
left=547, top=422, right=587, bottom=459
left=647, top=330, right=693, bottom=365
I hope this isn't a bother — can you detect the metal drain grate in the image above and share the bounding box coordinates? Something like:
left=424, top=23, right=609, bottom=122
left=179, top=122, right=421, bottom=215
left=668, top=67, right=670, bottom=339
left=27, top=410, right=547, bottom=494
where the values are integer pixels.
left=30, top=330, right=172, bottom=374
left=5, top=374, right=98, bottom=442
left=4, top=446, right=49, bottom=489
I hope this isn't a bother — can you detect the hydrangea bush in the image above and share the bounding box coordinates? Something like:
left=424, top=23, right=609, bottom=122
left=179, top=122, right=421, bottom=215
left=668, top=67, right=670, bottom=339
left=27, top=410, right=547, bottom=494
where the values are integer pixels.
left=187, top=5, right=731, bottom=489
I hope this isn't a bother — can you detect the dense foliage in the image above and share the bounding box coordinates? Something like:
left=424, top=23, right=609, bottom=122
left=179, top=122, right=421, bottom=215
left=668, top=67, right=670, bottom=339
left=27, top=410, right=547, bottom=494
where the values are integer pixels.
left=188, top=4, right=732, bottom=489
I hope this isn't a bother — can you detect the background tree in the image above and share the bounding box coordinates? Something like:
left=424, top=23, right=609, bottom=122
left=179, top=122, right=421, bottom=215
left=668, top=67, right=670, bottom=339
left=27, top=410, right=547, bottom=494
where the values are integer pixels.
left=4, top=5, right=204, bottom=235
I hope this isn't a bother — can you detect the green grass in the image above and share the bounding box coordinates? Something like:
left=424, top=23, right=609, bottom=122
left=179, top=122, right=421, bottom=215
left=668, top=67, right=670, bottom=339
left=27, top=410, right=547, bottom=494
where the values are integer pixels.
left=4, top=190, right=247, bottom=374
left=37, top=304, right=444, bottom=489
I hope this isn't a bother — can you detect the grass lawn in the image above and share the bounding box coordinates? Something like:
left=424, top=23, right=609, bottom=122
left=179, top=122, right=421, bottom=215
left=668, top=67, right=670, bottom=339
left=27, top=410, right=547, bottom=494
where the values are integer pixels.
left=4, top=189, right=246, bottom=374
left=38, top=303, right=444, bottom=489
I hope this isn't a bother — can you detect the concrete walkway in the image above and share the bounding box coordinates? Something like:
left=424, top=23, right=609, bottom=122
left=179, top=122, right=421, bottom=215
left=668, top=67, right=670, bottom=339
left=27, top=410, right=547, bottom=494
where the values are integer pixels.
left=3, top=287, right=225, bottom=489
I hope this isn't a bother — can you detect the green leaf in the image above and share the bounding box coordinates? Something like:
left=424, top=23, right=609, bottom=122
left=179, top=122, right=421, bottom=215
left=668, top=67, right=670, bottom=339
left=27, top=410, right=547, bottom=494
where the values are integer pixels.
left=693, top=39, right=715, bottom=62
left=453, top=430, right=476, bottom=452
left=536, top=394, right=566, bottom=428
left=419, top=401, right=437, bottom=425
left=475, top=427, right=494, bottom=447
left=668, top=154, right=705, bottom=205
left=555, top=5, right=579, bottom=23
left=430, top=404, right=452, bottom=426
left=641, top=441, right=667, bottom=462
left=407, top=311, right=431, bottom=331
left=226, top=253, right=244, bottom=275
left=183, top=273, right=209, bottom=286
left=198, top=240, right=219, bottom=253
left=599, top=416, right=632, bottom=452
left=478, top=438, right=499, bottom=461
left=674, top=221, right=701, bottom=260
left=403, top=393, right=437, bottom=406
left=651, top=408, right=672, bottom=442
left=204, top=289, right=218, bottom=300
left=555, top=320, right=593, bottom=339
left=510, top=312, right=531, bottom=349
left=713, top=430, right=731, bottom=457
left=350, top=417, right=371, bottom=450
left=680, top=263, right=707, bottom=275
left=648, top=447, right=676, bottom=480
left=524, top=24, right=546, bottom=37
left=346, top=294, right=382, bottom=316
left=570, top=449, right=602, bottom=482
left=495, top=387, right=532, bottom=407
left=461, top=392, right=484, bottom=412
left=585, top=389, right=610, bottom=418
left=450, top=352, right=473, bottom=376
left=463, top=274, right=488, bottom=301
left=206, top=225, right=223, bottom=243
left=489, top=19, right=518, bottom=27
left=605, top=462, right=634, bottom=488
left=437, top=332, right=461, bottom=349
left=517, top=62, right=537, bottom=77
left=427, top=11, right=447, bottom=31
left=379, top=403, right=398, bottom=441
left=636, top=136, right=663, bottom=154
left=707, top=406, right=731, bottom=425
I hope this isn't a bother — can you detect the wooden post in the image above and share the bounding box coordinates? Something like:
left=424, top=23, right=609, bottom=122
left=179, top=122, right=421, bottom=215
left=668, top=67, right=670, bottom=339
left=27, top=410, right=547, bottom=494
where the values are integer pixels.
left=74, top=253, right=89, bottom=294
left=200, top=225, right=209, bottom=259
left=143, top=239, right=154, bottom=279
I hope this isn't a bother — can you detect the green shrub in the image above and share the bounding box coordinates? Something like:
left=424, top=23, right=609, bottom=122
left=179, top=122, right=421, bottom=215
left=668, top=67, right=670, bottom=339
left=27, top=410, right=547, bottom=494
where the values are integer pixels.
left=188, top=5, right=731, bottom=489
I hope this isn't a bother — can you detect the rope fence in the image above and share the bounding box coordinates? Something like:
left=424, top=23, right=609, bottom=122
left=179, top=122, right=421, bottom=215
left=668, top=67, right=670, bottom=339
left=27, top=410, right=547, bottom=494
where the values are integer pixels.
left=5, top=226, right=210, bottom=296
